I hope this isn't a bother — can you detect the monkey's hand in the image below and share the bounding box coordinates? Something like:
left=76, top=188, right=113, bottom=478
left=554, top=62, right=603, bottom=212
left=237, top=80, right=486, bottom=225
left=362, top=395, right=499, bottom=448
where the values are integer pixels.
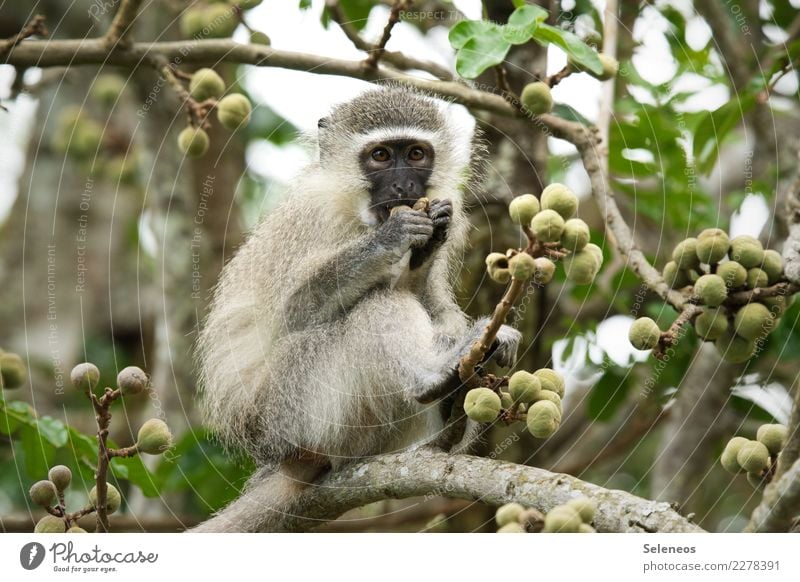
left=484, top=324, right=522, bottom=369
left=378, top=209, right=433, bottom=259
left=409, top=198, right=452, bottom=270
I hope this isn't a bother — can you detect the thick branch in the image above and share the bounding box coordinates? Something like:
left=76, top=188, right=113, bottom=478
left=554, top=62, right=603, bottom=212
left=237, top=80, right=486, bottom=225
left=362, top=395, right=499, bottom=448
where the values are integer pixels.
left=746, top=457, right=800, bottom=532
left=196, top=449, right=702, bottom=533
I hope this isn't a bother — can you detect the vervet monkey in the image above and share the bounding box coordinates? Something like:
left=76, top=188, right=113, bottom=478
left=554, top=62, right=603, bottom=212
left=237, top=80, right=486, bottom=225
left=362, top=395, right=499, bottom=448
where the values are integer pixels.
left=194, top=86, right=521, bottom=532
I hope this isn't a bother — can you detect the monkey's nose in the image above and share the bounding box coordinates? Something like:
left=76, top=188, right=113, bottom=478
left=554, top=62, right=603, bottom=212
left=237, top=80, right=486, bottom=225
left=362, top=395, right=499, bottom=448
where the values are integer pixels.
left=392, top=181, right=416, bottom=196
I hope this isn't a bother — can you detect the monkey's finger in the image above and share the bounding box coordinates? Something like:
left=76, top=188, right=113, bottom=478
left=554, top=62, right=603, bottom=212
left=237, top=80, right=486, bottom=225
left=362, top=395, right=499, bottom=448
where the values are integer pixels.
left=428, top=199, right=453, bottom=219
left=404, top=223, right=434, bottom=237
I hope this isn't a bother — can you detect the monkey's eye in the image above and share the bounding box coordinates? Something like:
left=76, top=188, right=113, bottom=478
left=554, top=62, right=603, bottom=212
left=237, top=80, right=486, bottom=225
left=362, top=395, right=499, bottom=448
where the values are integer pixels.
left=371, top=147, right=391, bottom=162
left=408, top=147, right=425, bottom=162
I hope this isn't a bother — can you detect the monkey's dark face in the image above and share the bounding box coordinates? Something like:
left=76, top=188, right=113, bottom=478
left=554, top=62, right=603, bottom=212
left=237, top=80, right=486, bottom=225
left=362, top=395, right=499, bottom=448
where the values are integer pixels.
left=359, top=139, right=435, bottom=222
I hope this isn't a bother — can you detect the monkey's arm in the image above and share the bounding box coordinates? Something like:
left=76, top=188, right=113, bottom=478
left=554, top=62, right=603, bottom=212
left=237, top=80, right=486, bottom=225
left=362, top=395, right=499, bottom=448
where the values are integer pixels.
left=285, top=210, right=433, bottom=330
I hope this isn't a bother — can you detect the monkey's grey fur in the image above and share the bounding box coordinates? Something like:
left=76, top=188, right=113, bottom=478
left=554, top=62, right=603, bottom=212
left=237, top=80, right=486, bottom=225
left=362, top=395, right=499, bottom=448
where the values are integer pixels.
left=193, top=86, right=520, bottom=532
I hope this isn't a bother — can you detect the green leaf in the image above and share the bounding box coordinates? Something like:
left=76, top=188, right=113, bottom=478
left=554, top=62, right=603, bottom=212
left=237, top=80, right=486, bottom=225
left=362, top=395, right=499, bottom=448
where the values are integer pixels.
left=692, top=94, right=755, bottom=174
left=503, top=5, right=547, bottom=44
left=337, top=0, right=375, bottom=31
left=20, top=424, right=56, bottom=478
left=552, top=103, right=591, bottom=125
left=532, top=23, right=603, bottom=74
left=455, top=33, right=511, bottom=79
left=111, top=456, right=160, bottom=497
left=448, top=20, right=494, bottom=49
left=37, top=416, right=69, bottom=448
left=588, top=366, right=632, bottom=421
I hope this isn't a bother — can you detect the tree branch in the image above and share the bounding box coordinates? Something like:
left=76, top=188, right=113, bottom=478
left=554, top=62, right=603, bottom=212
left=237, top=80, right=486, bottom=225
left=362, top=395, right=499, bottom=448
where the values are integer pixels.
left=745, top=457, right=800, bottom=532
left=0, top=14, right=48, bottom=60
left=104, top=0, right=146, bottom=48
left=194, top=449, right=702, bottom=532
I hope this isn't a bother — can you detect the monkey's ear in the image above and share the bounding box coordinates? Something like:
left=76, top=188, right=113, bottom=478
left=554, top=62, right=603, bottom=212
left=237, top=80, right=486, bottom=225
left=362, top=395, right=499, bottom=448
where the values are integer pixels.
left=317, top=117, right=329, bottom=130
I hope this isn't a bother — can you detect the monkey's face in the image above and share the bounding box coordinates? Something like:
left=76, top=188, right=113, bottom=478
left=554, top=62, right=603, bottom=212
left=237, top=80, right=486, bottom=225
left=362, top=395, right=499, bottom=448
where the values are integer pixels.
left=359, top=139, right=435, bottom=223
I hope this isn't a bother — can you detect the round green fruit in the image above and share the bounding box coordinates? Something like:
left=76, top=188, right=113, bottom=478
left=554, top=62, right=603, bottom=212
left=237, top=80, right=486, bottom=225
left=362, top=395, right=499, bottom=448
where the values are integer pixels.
left=729, top=235, right=764, bottom=269
left=136, top=419, right=173, bottom=455
left=672, top=238, right=699, bottom=270
left=91, top=74, right=126, bottom=106
left=715, top=331, right=756, bottom=363
left=694, top=308, right=728, bottom=341
left=578, top=523, right=596, bottom=533
left=533, top=257, right=556, bottom=285
left=179, top=8, right=206, bottom=37
left=29, top=480, right=57, bottom=507
left=561, top=218, right=590, bottom=252
left=694, top=274, right=727, bottom=307
left=736, top=440, right=770, bottom=474
left=628, top=317, right=660, bottom=351
left=189, top=68, right=226, bottom=101
left=508, top=371, right=541, bottom=404
left=531, top=209, right=565, bottom=243
left=543, top=506, right=582, bottom=533
left=533, top=390, right=562, bottom=407
left=520, top=81, right=553, bottom=115
left=495, top=502, right=525, bottom=527
left=508, top=194, right=540, bottom=226
left=485, top=253, right=510, bottom=284
left=0, top=352, right=26, bottom=388
left=756, top=423, right=787, bottom=455
left=117, top=366, right=148, bottom=395
left=70, top=362, right=100, bottom=392
left=48, top=465, right=72, bottom=492
left=533, top=368, right=564, bottom=398
left=250, top=31, right=271, bottom=45
left=178, top=126, right=210, bottom=158
left=762, top=249, right=783, bottom=283
left=746, top=268, right=768, bottom=289
left=720, top=436, right=748, bottom=473
left=540, top=183, right=578, bottom=219
left=663, top=261, right=690, bottom=289
left=733, top=302, right=773, bottom=341
left=201, top=4, right=240, bottom=38
left=463, top=388, right=501, bottom=423
left=717, top=261, right=747, bottom=288
left=89, top=484, right=122, bottom=514
left=566, top=497, right=596, bottom=523
left=526, top=400, right=561, bottom=438
left=563, top=248, right=599, bottom=285
left=696, top=231, right=730, bottom=265
left=747, top=472, right=766, bottom=490
left=217, top=93, right=252, bottom=129
left=35, top=515, right=66, bottom=533
left=497, top=522, right=526, bottom=533
left=761, top=294, right=790, bottom=316
left=67, top=526, right=88, bottom=533
left=509, top=252, right=536, bottom=281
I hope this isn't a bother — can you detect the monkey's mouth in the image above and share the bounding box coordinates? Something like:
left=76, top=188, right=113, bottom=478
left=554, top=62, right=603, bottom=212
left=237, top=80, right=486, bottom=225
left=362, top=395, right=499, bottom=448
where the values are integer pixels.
left=374, top=198, right=425, bottom=223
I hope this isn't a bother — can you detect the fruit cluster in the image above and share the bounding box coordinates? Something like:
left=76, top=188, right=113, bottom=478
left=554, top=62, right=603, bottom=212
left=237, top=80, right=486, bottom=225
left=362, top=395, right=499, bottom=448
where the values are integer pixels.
left=464, top=368, right=566, bottom=439
left=52, top=78, right=140, bottom=186
left=720, top=423, right=788, bottom=489
left=628, top=229, right=795, bottom=362
left=519, top=53, right=618, bottom=116
left=0, top=347, right=26, bottom=389
left=179, top=0, right=267, bottom=42
left=494, top=497, right=597, bottom=533
left=31, top=363, right=173, bottom=533
left=178, top=68, right=253, bottom=158
left=486, top=183, right=603, bottom=287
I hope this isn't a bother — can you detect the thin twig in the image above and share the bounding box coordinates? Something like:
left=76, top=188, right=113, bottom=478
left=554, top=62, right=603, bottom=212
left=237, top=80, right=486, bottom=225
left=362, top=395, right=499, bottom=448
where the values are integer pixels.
left=366, top=0, right=410, bottom=68
left=91, top=387, right=121, bottom=532
left=0, top=14, right=48, bottom=60
left=104, top=0, right=145, bottom=48
left=545, top=65, right=572, bottom=87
